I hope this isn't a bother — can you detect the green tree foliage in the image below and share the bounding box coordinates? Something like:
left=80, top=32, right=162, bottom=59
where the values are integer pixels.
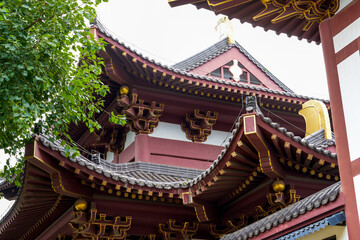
left=0, top=0, right=124, bottom=185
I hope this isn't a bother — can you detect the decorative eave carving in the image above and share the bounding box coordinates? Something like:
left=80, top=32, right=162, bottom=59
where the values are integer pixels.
left=93, top=127, right=128, bottom=154
left=69, top=202, right=132, bottom=240
left=158, top=219, right=199, bottom=240
left=254, top=0, right=339, bottom=31
left=182, top=192, right=214, bottom=222
left=254, top=186, right=300, bottom=221
left=117, top=91, right=164, bottom=134
left=209, top=214, right=248, bottom=239
left=181, top=109, right=218, bottom=143
left=243, top=114, right=285, bottom=179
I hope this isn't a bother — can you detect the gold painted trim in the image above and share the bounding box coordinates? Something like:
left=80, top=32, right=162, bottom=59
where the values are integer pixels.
left=19, top=195, right=62, bottom=240
left=25, top=140, right=90, bottom=198
left=299, top=100, right=332, bottom=139
left=243, top=115, right=257, bottom=135
left=194, top=204, right=209, bottom=222
left=244, top=119, right=283, bottom=178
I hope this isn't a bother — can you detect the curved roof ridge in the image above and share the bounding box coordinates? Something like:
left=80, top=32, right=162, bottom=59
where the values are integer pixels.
left=91, top=20, right=330, bottom=103
left=172, top=38, right=231, bottom=71
left=171, top=37, right=293, bottom=93
left=36, top=111, right=337, bottom=191
left=233, top=42, right=293, bottom=93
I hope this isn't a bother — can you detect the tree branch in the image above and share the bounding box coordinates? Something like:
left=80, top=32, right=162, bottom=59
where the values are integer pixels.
left=23, top=17, right=43, bottom=31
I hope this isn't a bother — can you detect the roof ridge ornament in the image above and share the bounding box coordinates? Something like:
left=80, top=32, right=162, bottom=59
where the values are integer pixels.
left=245, top=96, right=262, bottom=114
left=215, top=16, right=235, bottom=45
left=298, top=100, right=332, bottom=140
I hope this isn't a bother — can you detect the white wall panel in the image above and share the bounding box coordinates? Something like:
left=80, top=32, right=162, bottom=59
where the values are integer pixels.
left=337, top=52, right=360, bottom=161
left=333, top=18, right=360, bottom=53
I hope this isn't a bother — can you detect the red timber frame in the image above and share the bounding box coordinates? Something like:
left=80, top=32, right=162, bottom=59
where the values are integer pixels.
left=319, top=0, right=360, bottom=238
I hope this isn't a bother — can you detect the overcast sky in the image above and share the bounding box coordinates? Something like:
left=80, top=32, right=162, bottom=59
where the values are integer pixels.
left=0, top=0, right=331, bottom=216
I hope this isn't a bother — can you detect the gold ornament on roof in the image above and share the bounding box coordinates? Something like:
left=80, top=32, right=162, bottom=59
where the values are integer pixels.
left=298, top=100, right=332, bottom=139
left=272, top=179, right=285, bottom=193
left=74, top=198, right=87, bottom=211
left=215, top=16, right=235, bottom=44
left=120, top=85, right=129, bottom=95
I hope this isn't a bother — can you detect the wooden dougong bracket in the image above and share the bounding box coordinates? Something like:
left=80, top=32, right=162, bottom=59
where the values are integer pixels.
left=158, top=219, right=199, bottom=240
left=69, top=202, right=132, bottom=240
left=117, top=91, right=164, bottom=134
left=209, top=215, right=248, bottom=239
left=93, top=127, right=128, bottom=154
left=181, top=109, right=218, bottom=142
left=254, top=181, right=300, bottom=220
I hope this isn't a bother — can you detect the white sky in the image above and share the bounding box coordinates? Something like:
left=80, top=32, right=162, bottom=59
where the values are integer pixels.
left=0, top=0, right=330, bottom=217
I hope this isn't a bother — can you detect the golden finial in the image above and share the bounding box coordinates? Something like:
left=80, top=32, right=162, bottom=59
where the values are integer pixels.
left=119, top=85, right=130, bottom=95
left=272, top=179, right=286, bottom=193
left=74, top=199, right=88, bottom=211
left=215, top=16, right=235, bottom=44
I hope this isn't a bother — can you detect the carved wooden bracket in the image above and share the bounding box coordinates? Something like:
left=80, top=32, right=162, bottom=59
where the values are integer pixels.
left=255, top=189, right=300, bottom=220
left=69, top=206, right=132, bottom=240
left=181, top=109, right=218, bottom=143
left=209, top=214, right=248, bottom=239
left=254, top=0, right=339, bottom=31
left=243, top=114, right=285, bottom=179
left=158, top=219, right=199, bottom=240
left=93, top=127, right=128, bottom=154
left=117, top=92, right=164, bottom=134
left=182, top=192, right=212, bottom=222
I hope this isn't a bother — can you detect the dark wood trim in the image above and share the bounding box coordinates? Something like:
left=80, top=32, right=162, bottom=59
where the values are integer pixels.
left=335, top=37, right=360, bottom=64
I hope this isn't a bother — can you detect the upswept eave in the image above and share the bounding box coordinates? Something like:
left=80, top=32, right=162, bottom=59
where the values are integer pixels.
left=33, top=111, right=337, bottom=195
left=92, top=21, right=330, bottom=105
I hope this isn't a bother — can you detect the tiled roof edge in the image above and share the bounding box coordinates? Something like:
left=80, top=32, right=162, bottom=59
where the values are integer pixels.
left=37, top=109, right=336, bottom=191
left=233, top=42, right=293, bottom=93
left=38, top=134, right=200, bottom=190
left=275, top=211, right=345, bottom=240
left=172, top=38, right=230, bottom=71
left=0, top=172, right=24, bottom=229
left=91, top=20, right=330, bottom=104
left=221, top=181, right=342, bottom=240
left=259, top=114, right=337, bottom=159
left=171, top=37, right=293, bottom=93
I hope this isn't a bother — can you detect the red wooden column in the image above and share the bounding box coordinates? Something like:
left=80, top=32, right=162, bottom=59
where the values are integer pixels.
left=319, top=0, right=360, bottom=238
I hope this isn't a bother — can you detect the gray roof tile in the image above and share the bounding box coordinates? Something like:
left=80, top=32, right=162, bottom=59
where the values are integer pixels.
left=221, top=182, right=342, bottom=240
left=172, top=38, right=294, bottom=93
left=259, top=114, right=337, bottom=159
left=37, top=110, right=337, bottom=190
left=303, top=129, right=335, bottom=149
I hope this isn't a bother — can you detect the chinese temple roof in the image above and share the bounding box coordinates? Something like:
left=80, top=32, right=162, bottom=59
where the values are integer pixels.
left=34, top=109, right=337, bottom=195
left=36, top=134, right=202, bottom=190
left=94, top=19, right=329, bottom=104
left=172, top=37, right=294, bottom=93
left=221, top=181, right=343, bottom=240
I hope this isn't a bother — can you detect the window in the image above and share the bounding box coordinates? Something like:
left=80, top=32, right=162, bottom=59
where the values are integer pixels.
left=209, top=60, right=233, bottom=80
left=208, top=60, right=262, bottom=86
